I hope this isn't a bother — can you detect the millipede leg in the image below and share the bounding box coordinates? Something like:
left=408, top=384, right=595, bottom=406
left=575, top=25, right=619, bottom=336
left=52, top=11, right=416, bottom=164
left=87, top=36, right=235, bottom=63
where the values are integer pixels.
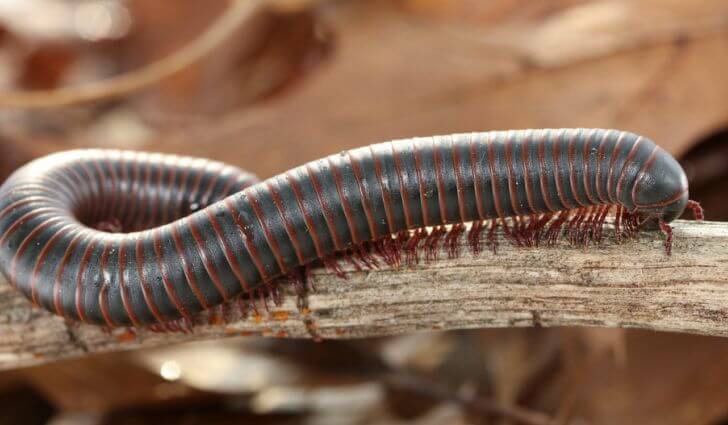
left=182, top=317, right=194, bottom=333
left=501, top=218, right=519, bottom=247
left=520, top=214, right=536, bottom=247
left=298, top=296, right=322, bottom=342
left=445, top=223, right=465, bottom=258
left=625, top=210, right=640, bottom=238
left=511, top=216, right=525, bottom=247
left=614, top=206, right=624, bottom=241
left=323, top=257, right=346, bottom=278
left=394, top=231, right=409, bottom=265
left=594, top=205, right=611, bottom=244
left=405, top=228, right=427, bottom=265
left=467, top=220, right=484, bottom=255
left=487, top=219, right=499, bottom=254
left=258, top=288, right=270, bottom=312
left=271, top=284, right=283, bottom=307
left=246, top=290, right=260, bottom=317
left=545, top=211, right=569, bottom=245
left=579, top=206, right=597, bottom=246
left=687, top=200, right=704, bottom=221
left=583, top=206, right=597, bottom=245
left=424, top=226, right=446, bottom=263
left=517, top=215, right=530, bottom=246
left=343, top=251, right=363, bottom=272
left=207, top=304, right=225, bottom=326
left=372, top=239, right=396, bottom=267
left=345, top=245, right=375, bottom=271
left=659, top=220, right=673, bottom=256
left=533, top=213, right=552, bottom=246
left=567, top=208, right=587, bottom=245
left=94, top=217, right=124, bottom=233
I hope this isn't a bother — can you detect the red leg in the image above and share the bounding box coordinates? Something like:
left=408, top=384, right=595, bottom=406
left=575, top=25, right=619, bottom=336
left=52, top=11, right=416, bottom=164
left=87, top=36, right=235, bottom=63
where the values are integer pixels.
left=424, top=226, right=446, bottom=263
left=324, top=257, right=346, bottom=278
left=468, top=220, right=484, bottom=255
left=594, top=205, right=610, bottom=244
left=501, top=217, right=519, bottom=246
left=545, top=210, right=568, bottom=246
left=445, top=223, right=465, bottom=259
left=487, top=219, right=499, bottom=254
left=293, top=271, right=322, bottom=342
left=686, top=200, right=704, bottom=221
left=659, top=220, right=673, bottom=256
left=527, top=215, right=538, bottom=247
left=94, top=217, right=123, bottom=233
left=533, top=213, right=552, bottom=247
left=405, top=228, right=427, bottom=265
left=614, top=206, right=623, bottom=241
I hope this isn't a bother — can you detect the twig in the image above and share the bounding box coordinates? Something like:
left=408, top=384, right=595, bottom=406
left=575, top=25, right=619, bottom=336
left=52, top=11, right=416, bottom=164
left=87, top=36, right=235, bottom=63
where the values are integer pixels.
left=0, top=0, right=262, bottom=109
left=383, top=371, right=553, bottom=425
left=0, top=219, right=726, bottom=371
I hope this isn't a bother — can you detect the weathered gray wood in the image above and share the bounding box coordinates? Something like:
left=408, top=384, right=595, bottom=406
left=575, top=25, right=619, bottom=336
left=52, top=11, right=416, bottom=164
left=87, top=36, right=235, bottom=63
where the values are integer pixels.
left=0, top=219, right=726, bottom=370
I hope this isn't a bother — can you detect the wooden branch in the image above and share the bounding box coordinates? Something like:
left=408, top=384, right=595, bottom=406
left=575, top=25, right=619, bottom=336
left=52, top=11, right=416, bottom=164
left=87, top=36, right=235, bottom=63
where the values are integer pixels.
left=0, top=219, right=726, bottom=370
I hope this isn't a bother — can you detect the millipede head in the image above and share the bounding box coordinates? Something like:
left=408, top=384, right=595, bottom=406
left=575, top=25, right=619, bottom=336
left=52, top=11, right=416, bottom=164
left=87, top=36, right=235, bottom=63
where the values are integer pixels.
left=632, top=149, right=689, bottom=224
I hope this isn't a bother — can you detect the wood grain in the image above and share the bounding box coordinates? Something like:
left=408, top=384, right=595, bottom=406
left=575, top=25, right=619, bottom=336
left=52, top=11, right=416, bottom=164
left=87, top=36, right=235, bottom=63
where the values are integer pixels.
left=0, top=219, right=725, bottom=371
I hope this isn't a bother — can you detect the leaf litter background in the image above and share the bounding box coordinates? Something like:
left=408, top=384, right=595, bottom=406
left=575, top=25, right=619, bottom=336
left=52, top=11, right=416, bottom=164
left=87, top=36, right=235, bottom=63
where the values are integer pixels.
left=0, top=1, right=727, bottom=424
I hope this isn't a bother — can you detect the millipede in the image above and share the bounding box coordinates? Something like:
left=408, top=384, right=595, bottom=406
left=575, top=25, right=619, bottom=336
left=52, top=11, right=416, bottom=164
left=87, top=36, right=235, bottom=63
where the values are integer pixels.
left=0, top=128, right=704, bottom=330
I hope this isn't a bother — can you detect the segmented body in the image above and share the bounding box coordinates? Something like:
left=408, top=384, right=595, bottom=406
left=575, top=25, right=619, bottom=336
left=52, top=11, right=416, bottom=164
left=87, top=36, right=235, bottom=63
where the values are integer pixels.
left=0, top=129, right=701, bottom=327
